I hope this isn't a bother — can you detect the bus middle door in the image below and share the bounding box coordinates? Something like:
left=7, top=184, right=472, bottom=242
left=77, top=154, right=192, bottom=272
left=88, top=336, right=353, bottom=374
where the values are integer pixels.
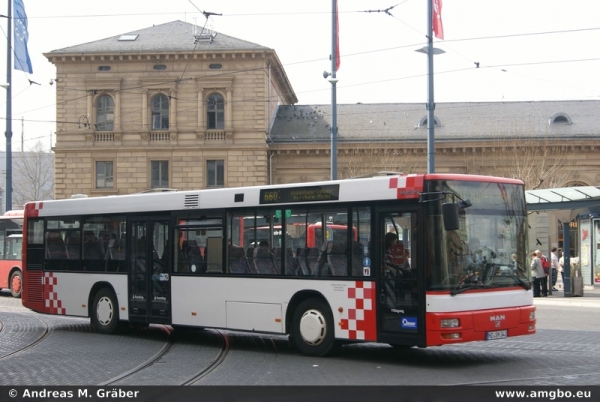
left=128, top=218, right=171, bottom=324
left=377, top=210, right=423, bottom=347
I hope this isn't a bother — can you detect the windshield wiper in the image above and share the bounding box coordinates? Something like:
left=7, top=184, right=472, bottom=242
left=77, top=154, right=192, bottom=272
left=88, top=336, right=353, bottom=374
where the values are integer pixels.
left=512, top=275, right=531, bottom=290
left=450, top=284, right=493, bottom=296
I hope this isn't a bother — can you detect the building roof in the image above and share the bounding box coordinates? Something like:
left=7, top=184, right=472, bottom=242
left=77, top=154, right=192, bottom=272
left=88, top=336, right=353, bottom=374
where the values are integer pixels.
left=269, top=100, right=600, bottom=143
left=46, top=20, right=270, bottom=55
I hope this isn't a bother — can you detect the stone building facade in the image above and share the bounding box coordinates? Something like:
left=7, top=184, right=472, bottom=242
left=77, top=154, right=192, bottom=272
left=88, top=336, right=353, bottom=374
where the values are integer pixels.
left=46, top=21, right=296, bottom=199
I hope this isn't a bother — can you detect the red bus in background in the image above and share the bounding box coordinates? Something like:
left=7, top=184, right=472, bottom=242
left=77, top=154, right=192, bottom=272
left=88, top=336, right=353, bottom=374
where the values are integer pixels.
left=0, top=210, right=24, bottom=298
left=240, top=222, right=357, bottom=250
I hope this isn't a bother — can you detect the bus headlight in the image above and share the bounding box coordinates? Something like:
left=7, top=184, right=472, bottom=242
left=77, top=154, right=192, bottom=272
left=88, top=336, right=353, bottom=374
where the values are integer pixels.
left=440, top=318, right=460, bottom=328
left=529, top=311, right=535, bottom=320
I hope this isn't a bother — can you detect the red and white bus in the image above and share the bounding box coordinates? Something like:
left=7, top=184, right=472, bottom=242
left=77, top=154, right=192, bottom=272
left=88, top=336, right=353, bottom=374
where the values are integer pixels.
left=21, top=174, right=535, bottom=356
left=0, top=210, right=24, bottom=298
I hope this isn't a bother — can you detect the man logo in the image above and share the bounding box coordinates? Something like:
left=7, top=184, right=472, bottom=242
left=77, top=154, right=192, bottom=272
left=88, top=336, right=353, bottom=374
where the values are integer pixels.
left=490, top=315, right=505, bottom=327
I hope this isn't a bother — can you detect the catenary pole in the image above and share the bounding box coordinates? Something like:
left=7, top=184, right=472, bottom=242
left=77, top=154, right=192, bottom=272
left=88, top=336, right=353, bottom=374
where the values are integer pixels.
left=426, top=0, right=435, bottom=174
left=330, top=0, right=338, bottom=180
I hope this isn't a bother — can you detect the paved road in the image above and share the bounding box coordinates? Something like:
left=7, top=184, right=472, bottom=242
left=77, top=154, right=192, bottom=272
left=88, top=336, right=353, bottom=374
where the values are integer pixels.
left=1, top=289, right=599, bottom=386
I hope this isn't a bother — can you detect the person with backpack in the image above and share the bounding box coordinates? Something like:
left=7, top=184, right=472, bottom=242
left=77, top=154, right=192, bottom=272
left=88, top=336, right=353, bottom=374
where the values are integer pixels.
left=539, top=250, right=550, bottom=297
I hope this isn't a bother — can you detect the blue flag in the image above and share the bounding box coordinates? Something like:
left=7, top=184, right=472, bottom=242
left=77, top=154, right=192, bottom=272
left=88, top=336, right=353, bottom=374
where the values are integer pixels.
left=13, top=0, right=33, bottom=74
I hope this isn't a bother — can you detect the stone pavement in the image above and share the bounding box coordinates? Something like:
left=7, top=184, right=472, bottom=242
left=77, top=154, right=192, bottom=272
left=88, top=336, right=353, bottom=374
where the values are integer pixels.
left=534, top=282, right=600, bottom=308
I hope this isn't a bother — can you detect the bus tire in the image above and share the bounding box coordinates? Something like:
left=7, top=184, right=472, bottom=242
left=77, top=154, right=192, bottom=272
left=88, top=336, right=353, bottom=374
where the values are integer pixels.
left=91, top=288, right=119, bottom=334
left=9, top=270, right=22, bottom=298
left=291, top=298, right=336, bottom=357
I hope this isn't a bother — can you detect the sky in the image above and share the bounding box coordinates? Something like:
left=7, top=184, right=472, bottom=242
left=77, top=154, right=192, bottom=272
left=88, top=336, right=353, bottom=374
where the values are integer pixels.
left=1, top=0, right=600, bottom=152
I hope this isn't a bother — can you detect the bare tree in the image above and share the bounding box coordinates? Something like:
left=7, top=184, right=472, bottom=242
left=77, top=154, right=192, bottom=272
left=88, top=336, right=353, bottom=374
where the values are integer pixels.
left=12, top=141, right=54, bottom=209
left=464, top=129, right=572, bottom=190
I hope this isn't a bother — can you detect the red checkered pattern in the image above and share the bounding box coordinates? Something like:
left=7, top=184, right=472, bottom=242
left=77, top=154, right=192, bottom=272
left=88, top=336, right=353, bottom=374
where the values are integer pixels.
left=43, top=272, right=66, bottom=315
left=339, top=281, right=377, bottom=341
left=25, top=201, right=43, bottom=217
left=389, top=175, right=424, bottom=199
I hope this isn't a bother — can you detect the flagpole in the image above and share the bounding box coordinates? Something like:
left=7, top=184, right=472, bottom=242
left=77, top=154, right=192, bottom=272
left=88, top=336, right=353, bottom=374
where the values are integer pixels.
left=5, top=0, right=13, bottom=211
left=426, top=0, right=435, bottom=174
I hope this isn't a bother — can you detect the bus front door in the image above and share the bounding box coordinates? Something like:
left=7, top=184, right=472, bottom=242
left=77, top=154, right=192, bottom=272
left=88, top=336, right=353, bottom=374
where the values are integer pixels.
left=128, top=218, right=171, bottom=325
left=377, top=210, right=423, bottom=347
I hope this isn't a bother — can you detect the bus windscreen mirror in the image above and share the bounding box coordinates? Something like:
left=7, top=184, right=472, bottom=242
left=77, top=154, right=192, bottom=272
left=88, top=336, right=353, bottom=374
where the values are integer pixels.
left=442, top=202, right=460, bottom=231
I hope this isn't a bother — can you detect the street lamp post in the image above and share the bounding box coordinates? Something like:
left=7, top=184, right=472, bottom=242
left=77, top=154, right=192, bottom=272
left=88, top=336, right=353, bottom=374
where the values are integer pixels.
left=414, top=1, right=445, bottom=175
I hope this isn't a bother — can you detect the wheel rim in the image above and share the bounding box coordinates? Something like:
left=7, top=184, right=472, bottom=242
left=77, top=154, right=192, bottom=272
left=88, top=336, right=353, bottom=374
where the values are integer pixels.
left=11, top=274, right=21, bottom=294
left=96, top=296, right=114, bottom=326
left=299, top=309, right=327, bottom=346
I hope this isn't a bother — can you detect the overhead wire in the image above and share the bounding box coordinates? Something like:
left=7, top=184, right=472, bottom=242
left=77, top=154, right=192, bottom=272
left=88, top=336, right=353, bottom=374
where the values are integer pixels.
left=5, top=7, right=600, bottom=141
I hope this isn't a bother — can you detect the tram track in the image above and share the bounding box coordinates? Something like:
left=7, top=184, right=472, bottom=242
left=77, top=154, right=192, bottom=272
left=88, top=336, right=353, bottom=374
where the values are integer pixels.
left=100, top=327, right=231, bottom=386
left=182, top=329, right=231, bottom=385
left=0, top=313, right=52, bottom=360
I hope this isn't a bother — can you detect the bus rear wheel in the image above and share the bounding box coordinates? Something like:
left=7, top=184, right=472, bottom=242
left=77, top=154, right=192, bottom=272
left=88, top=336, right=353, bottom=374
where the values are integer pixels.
left=91, top=288, right=119, bottom=334
left=9, top=270, right=22, bottom=298
left=291, top=298, right=336, bottom=357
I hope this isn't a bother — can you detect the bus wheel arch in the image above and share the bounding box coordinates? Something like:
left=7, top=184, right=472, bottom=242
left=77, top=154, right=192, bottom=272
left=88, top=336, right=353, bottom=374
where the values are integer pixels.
left=286, top=290, right=327, bottom=334
left=289, top=294, right=337, bottom=357
left=90, top=284, right=120, bottom=334
left=9, top=268, right=22, bottom=298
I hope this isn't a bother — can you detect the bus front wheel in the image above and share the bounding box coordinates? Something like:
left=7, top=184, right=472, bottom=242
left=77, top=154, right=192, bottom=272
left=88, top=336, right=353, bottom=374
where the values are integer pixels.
left=291, top=298, right=336, bottom=357
left=9, top=270, right=22, bottom=298
left=91, top=288, right=119, bottom=334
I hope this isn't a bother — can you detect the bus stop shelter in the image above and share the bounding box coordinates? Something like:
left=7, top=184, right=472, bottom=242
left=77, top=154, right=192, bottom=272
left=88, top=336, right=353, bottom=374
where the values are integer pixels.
left=526, top=186, right=600, bottom=296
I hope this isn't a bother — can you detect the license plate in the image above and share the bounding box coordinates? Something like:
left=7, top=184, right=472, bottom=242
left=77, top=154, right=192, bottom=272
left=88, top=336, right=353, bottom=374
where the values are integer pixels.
left=486, top=330, right=507, bottom=340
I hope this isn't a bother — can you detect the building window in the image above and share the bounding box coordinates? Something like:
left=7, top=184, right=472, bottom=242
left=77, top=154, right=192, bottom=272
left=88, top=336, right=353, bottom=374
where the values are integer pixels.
left=96, top=95, right=114, bottom=131
left=206, top=93, right=224, bottom=129
left=153, top=64, right=167, bottom=70
left=207, top=160, right=224, bottom=187
left=549, top=113, right=572, bottom=125
left=151, top=161, right=169, bottom=188
left=98, top=66, right=111, bottom=71
left=96, top=161, right=114, bottom=188
left=209, top=63, right=222, bottom=69
left=151, top=94, right=169, bottom=130
left=416, top=115, right=442, bottom=128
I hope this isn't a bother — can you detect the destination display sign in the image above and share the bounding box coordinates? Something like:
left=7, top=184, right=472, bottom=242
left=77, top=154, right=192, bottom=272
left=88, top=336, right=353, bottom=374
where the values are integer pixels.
left=259, top=184, right=340, bottom=205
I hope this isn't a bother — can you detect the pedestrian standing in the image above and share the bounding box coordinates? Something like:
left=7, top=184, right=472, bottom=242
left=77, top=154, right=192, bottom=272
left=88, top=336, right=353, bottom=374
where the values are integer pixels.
left=551, top=247, right=561, bottom=291
left=530, top=250, right=543, bottom=297
left=538, top=250, right=549, bottom=297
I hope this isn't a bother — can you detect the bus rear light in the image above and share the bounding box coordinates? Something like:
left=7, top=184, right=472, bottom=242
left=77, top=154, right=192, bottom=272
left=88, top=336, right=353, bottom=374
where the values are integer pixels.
left=441, top=332, right=461, bottom=340
left=529, top=311, right=535, bottom=320
left=440, top=318, right=460, bottom=328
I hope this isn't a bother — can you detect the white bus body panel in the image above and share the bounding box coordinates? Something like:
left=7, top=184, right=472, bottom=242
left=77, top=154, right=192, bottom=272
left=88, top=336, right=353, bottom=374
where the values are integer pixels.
left=426, top=290, right=533, bottom=313
left=171, top=277, right=377, bottom=340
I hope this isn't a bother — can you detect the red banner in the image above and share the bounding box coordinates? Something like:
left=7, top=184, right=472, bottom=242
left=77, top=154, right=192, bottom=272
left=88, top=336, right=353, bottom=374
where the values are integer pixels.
left=432, top=0, right=444, bottom=40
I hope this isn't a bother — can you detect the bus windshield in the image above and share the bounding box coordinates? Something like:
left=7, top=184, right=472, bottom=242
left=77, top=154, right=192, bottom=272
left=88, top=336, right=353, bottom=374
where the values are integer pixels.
left=425, top=180, right=529, bottom=291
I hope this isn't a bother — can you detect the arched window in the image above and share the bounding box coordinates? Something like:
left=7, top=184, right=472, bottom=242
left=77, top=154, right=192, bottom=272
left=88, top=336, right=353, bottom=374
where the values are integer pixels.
left=96, top=95, right=114, bottom=131
left=549, top=113, right=572, bottom=125
left=206, top=93, right=224, bottom=129
left=416, top=115, right=442, bottom=128
left=151, top=94, right=169, bottom=130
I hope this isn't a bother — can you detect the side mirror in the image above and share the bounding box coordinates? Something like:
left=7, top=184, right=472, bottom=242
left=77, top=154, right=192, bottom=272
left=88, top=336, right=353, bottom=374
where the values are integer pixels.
left=442, top=202, right=460, bottom=231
